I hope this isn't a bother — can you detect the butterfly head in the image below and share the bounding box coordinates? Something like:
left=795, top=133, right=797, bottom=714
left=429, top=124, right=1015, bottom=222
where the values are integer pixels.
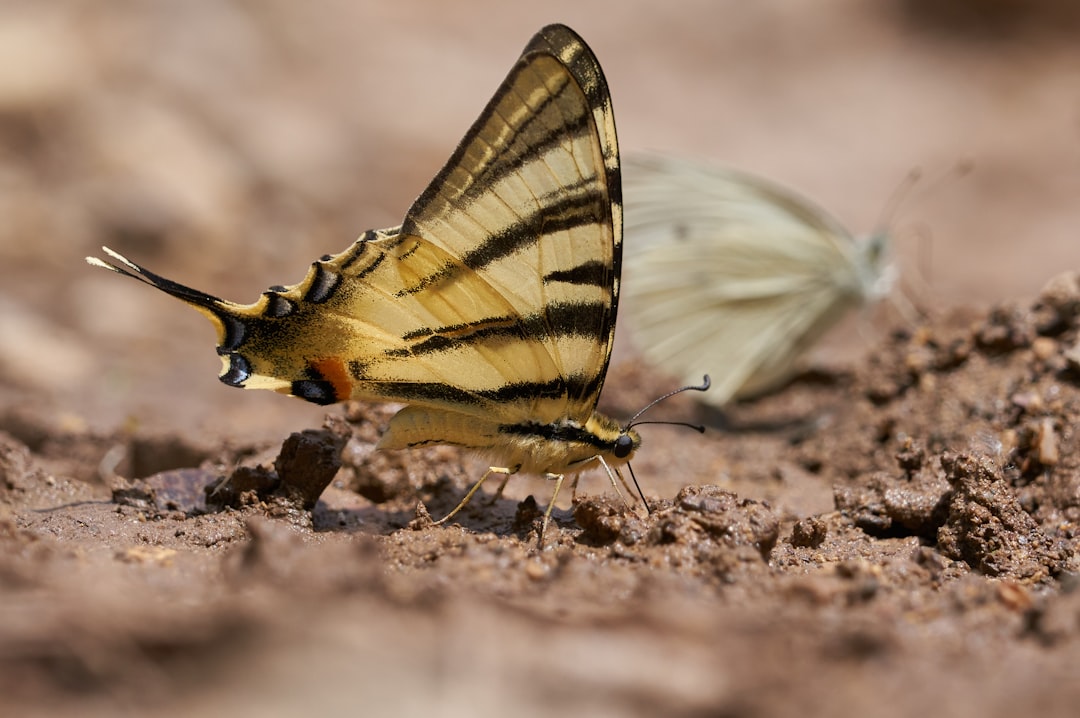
left=858, top=231, right=897, bottom=300
left=583, top=412, right=641, bottom=466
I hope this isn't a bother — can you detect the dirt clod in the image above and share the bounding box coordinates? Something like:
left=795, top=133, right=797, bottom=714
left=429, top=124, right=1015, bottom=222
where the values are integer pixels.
left=274, top=428, right=347, bottom=509
left=790, top=516, right=828, bottom=548
left=657, top=485, right=780, bottom=563
left=574, top=495, right=647, bottom=545
left=937, top=451, right=1070, bottom=580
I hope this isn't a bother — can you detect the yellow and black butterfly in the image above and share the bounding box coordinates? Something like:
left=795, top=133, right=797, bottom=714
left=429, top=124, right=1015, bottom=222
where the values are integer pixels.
left=88, top=24, right=705, bottom=542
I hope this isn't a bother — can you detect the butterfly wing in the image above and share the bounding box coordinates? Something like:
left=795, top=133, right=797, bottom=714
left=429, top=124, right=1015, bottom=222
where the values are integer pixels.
left=393, top=24, right=622, bottom=426
left=89, top=25, right=620, bottom=435
left=622, top=154, right=887, bottom=405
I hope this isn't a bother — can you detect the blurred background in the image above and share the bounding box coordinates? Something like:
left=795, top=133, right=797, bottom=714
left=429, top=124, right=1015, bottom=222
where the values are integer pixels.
left=0, top=0, right=1077, bottom=436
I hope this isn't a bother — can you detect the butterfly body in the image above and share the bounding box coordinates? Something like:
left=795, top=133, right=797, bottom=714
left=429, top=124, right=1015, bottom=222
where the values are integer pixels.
left=89, top=25, right=635, bottom=538
left=622, top=154, right=893, bottom=406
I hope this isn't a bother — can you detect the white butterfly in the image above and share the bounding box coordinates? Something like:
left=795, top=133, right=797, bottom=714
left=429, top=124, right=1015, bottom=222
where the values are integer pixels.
left=621, top=154, right=895, bottom=406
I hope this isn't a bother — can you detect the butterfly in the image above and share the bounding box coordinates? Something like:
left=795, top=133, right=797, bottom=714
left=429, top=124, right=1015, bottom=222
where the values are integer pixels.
left=88, top=24, right=673, bottom=544
left=621, top=154, right=895, bottom=407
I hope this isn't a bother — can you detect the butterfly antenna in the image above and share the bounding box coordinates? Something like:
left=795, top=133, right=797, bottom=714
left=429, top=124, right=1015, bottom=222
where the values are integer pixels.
left=626, top=375, right=711, bottom=430
left=874, top=160, right=973, bottom=237
left=621, top=376, right=710, bottom=517
left=874, top=161, right=972, bottom=327
left=873, top=168, right=922, bottom=233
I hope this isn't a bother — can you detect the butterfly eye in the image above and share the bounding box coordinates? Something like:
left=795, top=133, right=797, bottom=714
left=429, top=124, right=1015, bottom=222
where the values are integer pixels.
left=613, top=433, right=635, bottom=459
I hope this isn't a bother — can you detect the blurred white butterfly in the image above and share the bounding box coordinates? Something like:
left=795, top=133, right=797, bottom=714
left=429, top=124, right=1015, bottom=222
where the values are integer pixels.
left=621, top=154, right=896, bottom=407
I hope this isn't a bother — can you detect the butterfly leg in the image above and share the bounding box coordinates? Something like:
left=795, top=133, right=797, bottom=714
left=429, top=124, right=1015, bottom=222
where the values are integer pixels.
left=597, top=456, right=632, bottom=508
left=487, top=472, right=513, bottom=506
left=539, top=472, right=567, bottom=546
left=615, top=468, right=637, bottom=506
left=433, top=466, right=515, bottom=527
left=569, top=474, right=582, bottom=503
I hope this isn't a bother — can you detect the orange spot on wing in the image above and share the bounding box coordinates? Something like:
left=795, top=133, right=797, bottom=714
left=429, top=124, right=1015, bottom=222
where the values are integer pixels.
left=311, top=357, right=354, bottom=402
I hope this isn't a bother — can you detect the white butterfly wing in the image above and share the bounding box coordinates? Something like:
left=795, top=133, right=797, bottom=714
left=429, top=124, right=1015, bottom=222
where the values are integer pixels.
left=622, top=154, right=889, bottom=406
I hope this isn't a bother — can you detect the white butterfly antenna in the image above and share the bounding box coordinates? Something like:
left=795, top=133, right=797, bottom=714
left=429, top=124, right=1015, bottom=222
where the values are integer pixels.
left=898, top=159, right=973, bottom=321
left=872, top=167, right=924, bottom=235
left=866, top=160, right=975, bottom=329
left=622, top=375, right=711, bottom=513
left=890, top=221, right=936, bottom=324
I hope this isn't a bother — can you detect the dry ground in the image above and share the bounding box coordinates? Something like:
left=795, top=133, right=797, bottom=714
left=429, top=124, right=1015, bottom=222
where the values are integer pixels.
left=2, top=2, right=1079, bottom=716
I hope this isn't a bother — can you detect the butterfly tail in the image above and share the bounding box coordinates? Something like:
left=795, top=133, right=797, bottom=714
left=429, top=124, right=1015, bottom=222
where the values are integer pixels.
left=85, top=247, right=248, bottom=366
left=87, top=246, right=227, bottom=307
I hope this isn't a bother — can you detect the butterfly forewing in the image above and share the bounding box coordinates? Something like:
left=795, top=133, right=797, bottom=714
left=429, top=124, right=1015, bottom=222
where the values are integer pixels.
left=397, top=27, right=620, bottom=425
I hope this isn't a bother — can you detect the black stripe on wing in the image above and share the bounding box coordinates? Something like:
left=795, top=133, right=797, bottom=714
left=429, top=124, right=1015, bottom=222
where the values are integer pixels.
left=394, top=181, right=607, bottom=297
left=363, top=375, right=603, bottom=410
left=458, top=190, right=607, bottom=271
left=386, top=301, right=608, bottom=358
left=543, top=260, right=609, bottom=288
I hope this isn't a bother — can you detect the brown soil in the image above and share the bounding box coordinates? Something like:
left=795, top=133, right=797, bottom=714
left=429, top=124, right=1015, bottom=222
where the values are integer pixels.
left=3, top=3, right=1079, bottom=716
